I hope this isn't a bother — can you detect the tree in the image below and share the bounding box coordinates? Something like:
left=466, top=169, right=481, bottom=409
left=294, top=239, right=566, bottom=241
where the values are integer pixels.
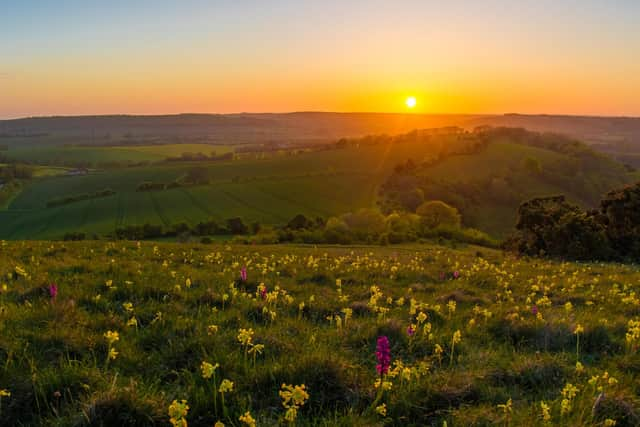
left=227, top=217, right=249, bottom=235
left=416, top=200, right=461, bottom=229
left=287, top=214, right=313, bottom=230
left=185, top=167, right=209, bottom=184
left=599, top=183, right=640, bottom=258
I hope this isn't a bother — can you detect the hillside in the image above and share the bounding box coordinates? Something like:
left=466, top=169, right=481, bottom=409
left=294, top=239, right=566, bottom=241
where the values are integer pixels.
left=379, top=128, right=637, bottom=237
left=1, top=240, right=639, bottom=425
left=1, top=127, right=637, bottom=241
left=3, top=112, right=640, bottom=149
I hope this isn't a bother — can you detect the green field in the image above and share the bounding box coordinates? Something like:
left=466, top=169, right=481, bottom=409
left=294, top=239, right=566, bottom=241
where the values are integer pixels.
left=0, top=142, right=442, bottom=239
left=1, top=130, right=637, bottom=240
left=1, top=240, right=639, bottom=425
left=2, top=144, right=235, bottom=165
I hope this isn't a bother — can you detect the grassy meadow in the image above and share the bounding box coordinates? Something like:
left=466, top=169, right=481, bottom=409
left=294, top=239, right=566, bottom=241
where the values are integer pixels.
left=1, top=144, right=236, bottom=165
left=0, top=240, right=639, bottom=426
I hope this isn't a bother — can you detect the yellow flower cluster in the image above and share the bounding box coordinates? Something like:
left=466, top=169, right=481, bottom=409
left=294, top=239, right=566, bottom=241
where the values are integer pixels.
left=279, top=383, right=309, bottom=423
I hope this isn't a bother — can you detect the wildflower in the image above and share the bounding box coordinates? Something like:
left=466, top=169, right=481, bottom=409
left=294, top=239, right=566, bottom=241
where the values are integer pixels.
left=604, top=419, right=617, bottom=426
left=453, top=271, right=460, bottom=279
left=574, top=324, right=584, bottom=335
left=240, top=266, right=247, bottom=281
left=48, top=283, right=58, bottom=300
left=497, top=398, right=512, bottom=415
left=407, top=324, right=416, bottom=337
left=168, top=399, right=189, bottom=427
left=447, top=300, right=456, bottom=315
left=122, top=302, right=134, bottom=313
left=238, top=411, right=255, bottom=427
left=376, top=403, right=387, bottom=416
left=531, top=305, right=539, bottom=316
left=452, top=330, right=462, bottom=345
left=416, top=311, right=428, bottom=323
left=0, top=389, right=10, bottom=397
left=108, top=347, right=119, bottom=360
left=280, top=383, right=309, bottom=423
left=540, top=401, right=551, bottom=422
left=237, top=328, right=254, bottom=346
left=375, top=336, right=391, bottom=376
left=207, top=325, right=219, bottom=335
left=104, top=330, right=119, bottom=344
left=219, top=379, right=234, bottom=393
left=214, top=422, right=225, bottom=427
left=374, top=378, right=393, bottom=390
left=201, top=361, right=219, bottom=379
left=575, top=361, right=584, bottom=374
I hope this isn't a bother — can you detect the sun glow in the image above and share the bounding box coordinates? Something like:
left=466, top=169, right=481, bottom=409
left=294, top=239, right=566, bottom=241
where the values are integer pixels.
left=405, top=96, right=417, bottom=109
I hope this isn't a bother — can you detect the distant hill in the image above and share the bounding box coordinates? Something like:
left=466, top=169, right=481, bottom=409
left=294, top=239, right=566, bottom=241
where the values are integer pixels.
left=2, top=112, right=640, bottom=149
left=377, top=127, right=639, bottom=237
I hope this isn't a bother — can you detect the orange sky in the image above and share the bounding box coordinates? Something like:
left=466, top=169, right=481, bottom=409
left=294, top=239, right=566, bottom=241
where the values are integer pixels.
left=2, top=1, right=639, bottom=118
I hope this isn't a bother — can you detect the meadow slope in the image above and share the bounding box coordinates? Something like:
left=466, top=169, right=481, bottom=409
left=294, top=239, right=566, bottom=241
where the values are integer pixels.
left=0, top=241, right=639, bottom=425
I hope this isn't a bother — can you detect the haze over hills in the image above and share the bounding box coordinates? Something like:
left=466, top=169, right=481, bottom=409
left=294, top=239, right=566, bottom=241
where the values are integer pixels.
left=3, top=112, right=640, bottom=147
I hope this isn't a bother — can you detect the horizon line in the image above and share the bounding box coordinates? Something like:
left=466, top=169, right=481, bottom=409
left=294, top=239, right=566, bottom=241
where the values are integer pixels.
left=2, top=111, right=640, bottom=121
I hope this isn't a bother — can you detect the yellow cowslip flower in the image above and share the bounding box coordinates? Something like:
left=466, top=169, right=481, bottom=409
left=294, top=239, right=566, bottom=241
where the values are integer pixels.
left=280, top=384, right=309, bottom=408
left=564, top=302, right=573, bottom=312
left=122, top=302, right=134, bottom=312
left=200, top=361, right=219, bottom=379
left=0, top=389, right=10, bottom=397
left=560, top=398, right=572, bottom=415
left=447, top=300, right=456, bottom=314
left=574, top=324, right=584, bottom=335
left=207, top=325, right=219, bottom=335
left=185, top=278, right=191, bottom=288
left=127, top=317, right=138, bottom=327
left=497, top=398, right=512, bottom=414
left=237, top=328, right=254, bottom=346
left=374, top=379, right=393, bottom=390
left=575, top=361, right=584, bottom=374
left=218, top=379, right=234, bottom=393
left=604, top=419, right=617, bottom=426
left=168, top=399, right=189, bottom=427
left=108, top=347, right=119, bottom=360
left=376, top=403, right=387, bottom=417
left=104, top=330, right=119, bottom=344
left=540, top=401, right=551, bottom=422
left=561, top=383, right=579, bottom=400
left=214, top=422, right=225, bottom=427
left=284, top=407, right=298, bottom=422
left=434, top=344, right=443, bottom=356
left=416, top=311, right=428, bottom=324
left=452, top=330, right=462, bottom=345
left=238, top=411, right=256, bottom=427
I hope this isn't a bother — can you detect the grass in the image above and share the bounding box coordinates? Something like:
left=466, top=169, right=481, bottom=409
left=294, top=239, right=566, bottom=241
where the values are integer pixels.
left=0, top=241, right=639, bottom=426
left=2, top=144, right=235, bottom=165
left=1, top=137, right=636, bottom=240
left=0, top=143, right=435, bottom=239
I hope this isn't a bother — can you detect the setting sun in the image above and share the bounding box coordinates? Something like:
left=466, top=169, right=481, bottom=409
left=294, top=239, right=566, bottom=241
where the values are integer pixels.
left=405, top=96, right=417, bottom=109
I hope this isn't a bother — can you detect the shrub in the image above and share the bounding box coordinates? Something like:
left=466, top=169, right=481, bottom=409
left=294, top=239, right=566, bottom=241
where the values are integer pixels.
left=416, top=200, right=461, bottom=229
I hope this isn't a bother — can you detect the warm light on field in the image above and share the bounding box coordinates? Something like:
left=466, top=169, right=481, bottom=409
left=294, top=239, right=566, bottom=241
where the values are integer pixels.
left=405, top=96, right=417, bottom=109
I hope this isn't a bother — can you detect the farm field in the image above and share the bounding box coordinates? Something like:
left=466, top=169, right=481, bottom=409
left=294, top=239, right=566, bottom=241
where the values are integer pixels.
left=1, top=144, right=236, bottom=165
left=0, top=241, right=639, bottom=426
left=0, top=142, right=442, bottom=239
left=1, top=132, right=637, bottom=240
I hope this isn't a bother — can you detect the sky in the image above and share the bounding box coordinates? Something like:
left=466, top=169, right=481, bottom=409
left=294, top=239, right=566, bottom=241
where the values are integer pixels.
left=1, top=0, right=639, bottom=118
